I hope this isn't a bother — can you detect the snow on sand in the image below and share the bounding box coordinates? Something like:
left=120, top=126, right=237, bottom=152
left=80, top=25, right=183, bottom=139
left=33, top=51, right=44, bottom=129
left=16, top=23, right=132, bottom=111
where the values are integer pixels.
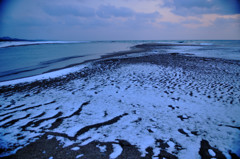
left=0, top=49, right=240, bottom=158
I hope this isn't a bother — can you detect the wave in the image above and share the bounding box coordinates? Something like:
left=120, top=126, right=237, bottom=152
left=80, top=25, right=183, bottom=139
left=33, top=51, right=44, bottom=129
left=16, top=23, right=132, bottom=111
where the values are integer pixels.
left=0, top=65, right=48, bottom=79
left=0, top=64, right=88, bottom=87
left=0, top=40, right=90, bottom=48
left=0, top=55, right=86, bottom=79
left=39, top=55, right=85, bottom=65
left=199, top=43, right=213, bottom=46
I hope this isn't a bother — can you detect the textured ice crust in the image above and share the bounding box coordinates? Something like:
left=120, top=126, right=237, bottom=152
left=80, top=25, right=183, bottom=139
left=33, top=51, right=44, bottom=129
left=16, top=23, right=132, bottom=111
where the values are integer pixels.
left=0, top=53, right=240, bottom=158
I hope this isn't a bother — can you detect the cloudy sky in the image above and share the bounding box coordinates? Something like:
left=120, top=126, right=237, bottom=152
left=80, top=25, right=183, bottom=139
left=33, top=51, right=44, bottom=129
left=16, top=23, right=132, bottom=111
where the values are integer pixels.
left=0, top=0, right=240, bottom=40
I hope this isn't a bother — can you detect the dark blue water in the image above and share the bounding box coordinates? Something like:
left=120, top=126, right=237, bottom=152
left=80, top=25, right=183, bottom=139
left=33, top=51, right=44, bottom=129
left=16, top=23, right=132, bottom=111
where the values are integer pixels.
left=0, top=40, right=239, bottom=82
left=0, top=41, right=137, bottom=82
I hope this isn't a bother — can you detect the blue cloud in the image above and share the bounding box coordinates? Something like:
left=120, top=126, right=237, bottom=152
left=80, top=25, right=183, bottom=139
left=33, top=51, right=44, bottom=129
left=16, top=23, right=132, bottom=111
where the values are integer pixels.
left=214, top=17, right=240, bottom=26
left=136, top=11, right=160, bottom=20
left=164, top=0, right=240, bottom=15
left=97, top=5, right=134, bottom=18
left=44, top=4, right=95, bottom=17
left=181, top=19, right=202, bottom=25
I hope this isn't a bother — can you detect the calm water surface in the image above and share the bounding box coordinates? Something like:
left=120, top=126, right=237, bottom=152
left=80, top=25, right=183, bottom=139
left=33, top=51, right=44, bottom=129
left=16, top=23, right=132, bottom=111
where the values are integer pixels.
left=0, top=40, right=239, bottom=82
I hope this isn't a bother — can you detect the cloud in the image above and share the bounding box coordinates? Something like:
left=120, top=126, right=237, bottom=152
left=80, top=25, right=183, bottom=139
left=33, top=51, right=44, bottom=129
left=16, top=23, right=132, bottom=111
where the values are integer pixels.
left=44, top=4, right=95, bottom=17
left=182, top=19, right=202, bottom=25
left=1, top=0, right=239, bottom=40
left=136, top=11, right=160, bottom=20
left=213, top=16, right=240, bottom=28
left=96, top=5, right=134, bottom=18
left=163, top=0, right=240, bottom=15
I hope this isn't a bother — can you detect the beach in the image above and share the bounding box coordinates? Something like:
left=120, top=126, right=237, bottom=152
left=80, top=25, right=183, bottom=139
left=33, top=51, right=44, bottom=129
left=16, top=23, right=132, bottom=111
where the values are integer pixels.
left=0, top=43, right=240, bottom=159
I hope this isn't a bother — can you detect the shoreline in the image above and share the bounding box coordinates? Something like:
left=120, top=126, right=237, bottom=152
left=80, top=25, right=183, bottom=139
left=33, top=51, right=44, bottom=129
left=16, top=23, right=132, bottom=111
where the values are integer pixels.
left=0, top=44, right=240, bottom=158
left=0, top=43, right=143, bottom=84
left=1, top=42, right=240, bottom=88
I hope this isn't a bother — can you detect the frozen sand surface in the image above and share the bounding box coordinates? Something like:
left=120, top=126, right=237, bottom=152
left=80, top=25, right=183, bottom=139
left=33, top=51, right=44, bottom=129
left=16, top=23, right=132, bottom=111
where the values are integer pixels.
left=0, top=51, right=240, bottom=158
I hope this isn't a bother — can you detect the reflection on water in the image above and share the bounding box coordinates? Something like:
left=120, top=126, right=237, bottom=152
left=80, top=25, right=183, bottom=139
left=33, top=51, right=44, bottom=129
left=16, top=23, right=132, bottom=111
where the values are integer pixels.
left=0, top=40, right=239, bottom=82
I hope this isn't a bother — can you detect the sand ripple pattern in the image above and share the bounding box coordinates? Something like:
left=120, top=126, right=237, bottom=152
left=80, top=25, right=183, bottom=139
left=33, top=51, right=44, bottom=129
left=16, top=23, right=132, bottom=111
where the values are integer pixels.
left=0, top=53, right=240, bottom=158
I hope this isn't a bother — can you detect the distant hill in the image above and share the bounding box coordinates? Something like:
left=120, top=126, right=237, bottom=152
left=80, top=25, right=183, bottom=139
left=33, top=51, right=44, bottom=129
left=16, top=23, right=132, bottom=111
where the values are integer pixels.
left=0, top=37, right=34, bottom=42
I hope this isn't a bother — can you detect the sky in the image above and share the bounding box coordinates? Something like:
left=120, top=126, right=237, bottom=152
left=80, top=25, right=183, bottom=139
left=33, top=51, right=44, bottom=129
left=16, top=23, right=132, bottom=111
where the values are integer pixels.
left=0, top=0, right=240, bottom=40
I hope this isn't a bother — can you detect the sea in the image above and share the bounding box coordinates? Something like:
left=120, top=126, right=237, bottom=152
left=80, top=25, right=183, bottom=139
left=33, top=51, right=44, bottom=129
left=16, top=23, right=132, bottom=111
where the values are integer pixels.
left=0, top=40, right=240, bottom=82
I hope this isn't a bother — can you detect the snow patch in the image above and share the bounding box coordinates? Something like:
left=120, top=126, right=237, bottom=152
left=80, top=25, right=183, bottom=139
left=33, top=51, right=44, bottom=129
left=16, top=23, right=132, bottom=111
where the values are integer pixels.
left=208, top=149, right=216, bottom=157
left=76, top=154, right=84, bottom=158
left=109, top=144, right=123, bottom=159
left=96, top=144, right=107, bottom=153
left=71, top=147, right=80, bottom=151
left=0, top=58, right=239, bottom=158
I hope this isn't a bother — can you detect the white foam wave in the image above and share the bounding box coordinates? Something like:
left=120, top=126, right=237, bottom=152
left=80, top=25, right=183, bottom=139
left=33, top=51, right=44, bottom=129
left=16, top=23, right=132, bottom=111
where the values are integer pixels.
left=0, top=64, right=88, bottom=86
left=200, top=43, right=213, bottom=46
left=0, top=41, right=90, bottom=48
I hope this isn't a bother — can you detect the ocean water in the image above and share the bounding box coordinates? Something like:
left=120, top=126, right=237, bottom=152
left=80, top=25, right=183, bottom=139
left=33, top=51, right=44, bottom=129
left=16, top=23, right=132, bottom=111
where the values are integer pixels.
left=0, top=40, right=239, bottom=82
